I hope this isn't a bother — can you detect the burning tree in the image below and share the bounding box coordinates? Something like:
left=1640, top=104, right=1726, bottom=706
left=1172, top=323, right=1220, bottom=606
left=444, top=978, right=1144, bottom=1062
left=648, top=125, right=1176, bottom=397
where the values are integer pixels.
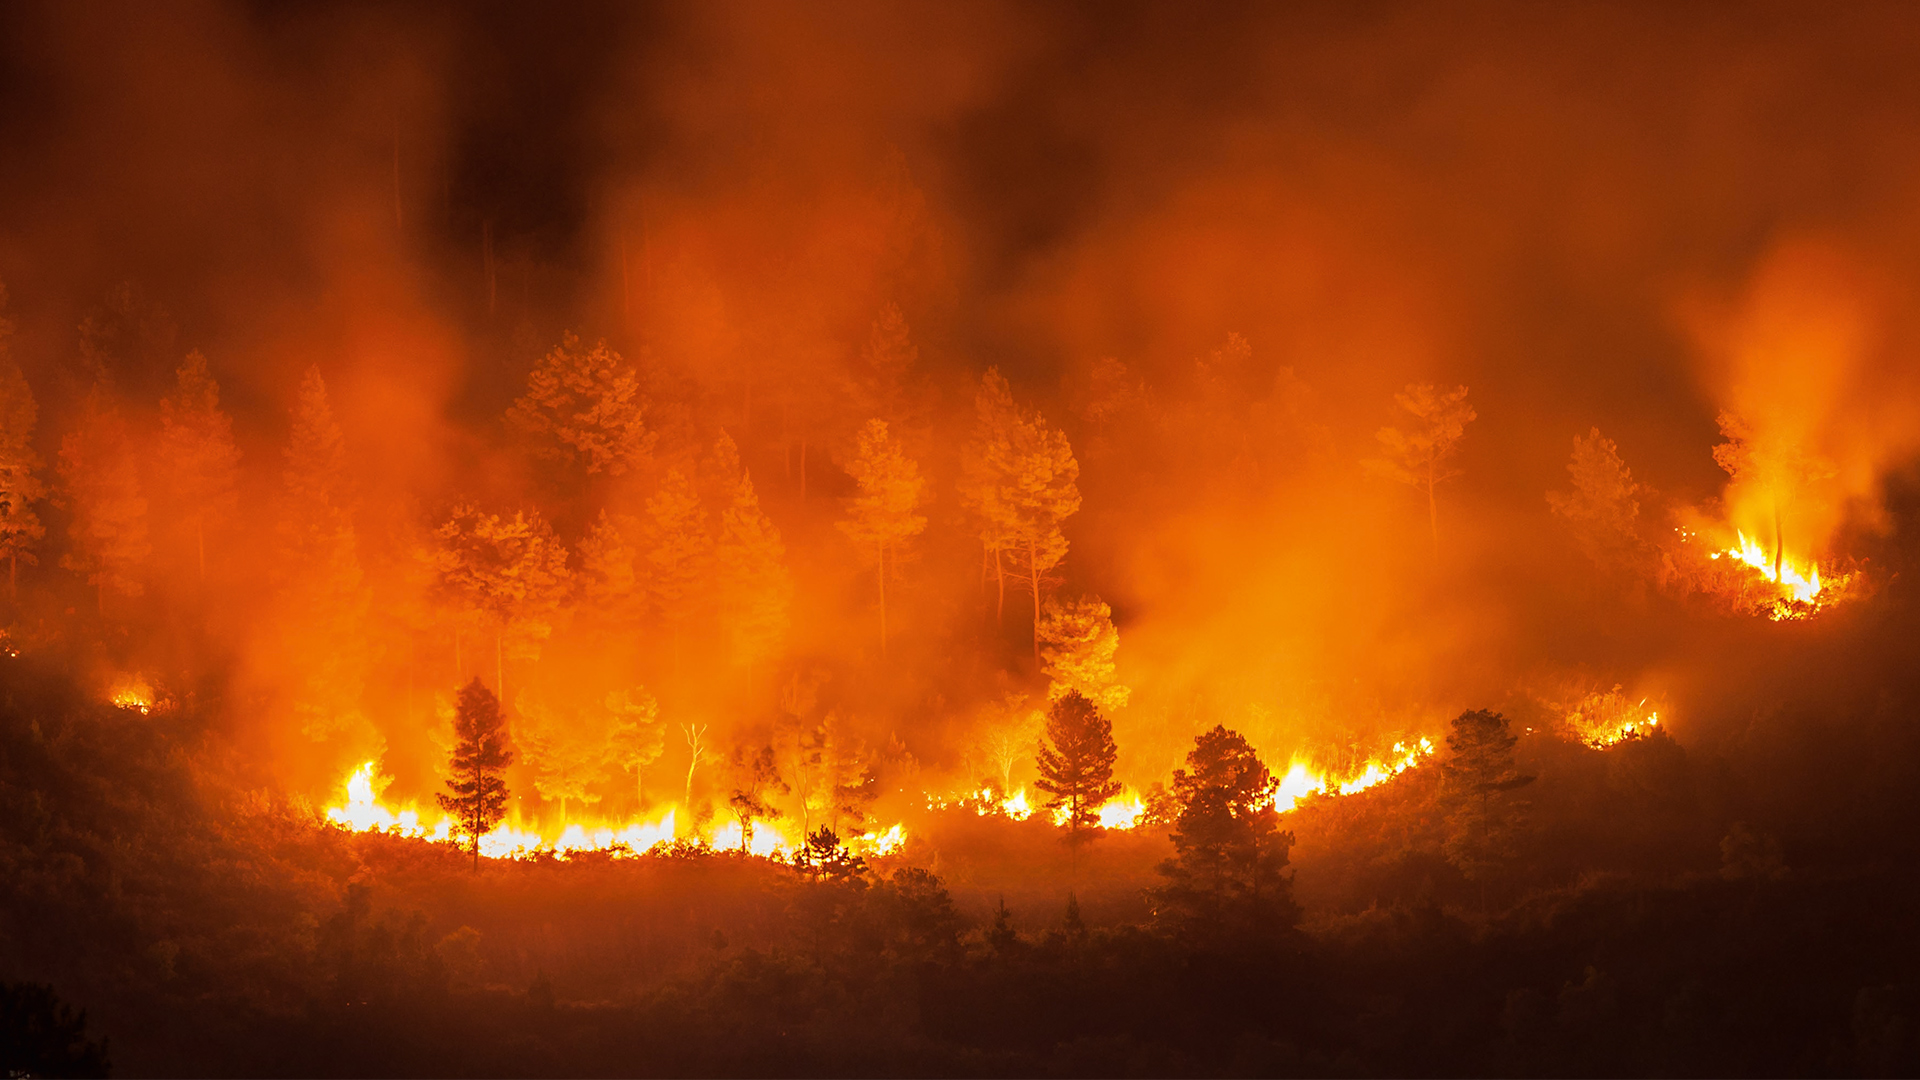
left=0, top=288, right=44, bottom=600
left=1037, top=595, right=1129, bottom=713
left=844, top=302, right=925, bottom=439
left=1150, top=725, right=1297, bottom=938
left=1440, top=708, right=1534, bottom=887
left=712, top=433, right=791, bottom=674
left=1035, top=691, right=1121, bottom=845
left=58, top=384, right=150, bottom=614
left=157, top=350, right=239, bottom=583
left=438, top=678, right=514, bottom=869
left=1547, top=427, right=1643, bottom=570
left=1367, top=382, right=1476, bottom=555
left=838, top=418, right=926, bottom=654
left=507, top=332, right=655, bottom=476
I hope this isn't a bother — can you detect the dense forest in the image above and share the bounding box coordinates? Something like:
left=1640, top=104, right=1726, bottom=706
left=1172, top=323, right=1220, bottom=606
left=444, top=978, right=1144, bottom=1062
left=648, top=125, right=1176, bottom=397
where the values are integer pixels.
left=6, top=1, right=1920, bottom=1076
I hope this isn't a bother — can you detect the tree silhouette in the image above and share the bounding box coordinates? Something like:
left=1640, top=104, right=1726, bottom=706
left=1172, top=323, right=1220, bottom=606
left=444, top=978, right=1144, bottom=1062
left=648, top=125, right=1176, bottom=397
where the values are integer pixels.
left=438, top=678, right=514, bottom=870
left=1037, top=595, right=1129, bottom=713
left=0, top=981, right=111, bottom=1078
left=1547, top=427, right=1642, bottom=569
left=794, top=825, right=867, bottom=883
left=1150, top=725, right=1297, bottom=939
left=1441, top=708, right=1534, bottom=888
left=712, top=433, right=791, bottom=673
left=507, top=332, right=655, bottom=476
left=1366, top=383, right=1475, bottom=555
left=604, top=687, right=664, bottom=811
left=838, top=419, right=926, bottom=654
left=0, top=288, right=44, bottom=601
left=59, top=384, right=150, bottom=615
left=157, top=350, right=239, bottom=582
left=1035, top=691, right=1121, bottom=846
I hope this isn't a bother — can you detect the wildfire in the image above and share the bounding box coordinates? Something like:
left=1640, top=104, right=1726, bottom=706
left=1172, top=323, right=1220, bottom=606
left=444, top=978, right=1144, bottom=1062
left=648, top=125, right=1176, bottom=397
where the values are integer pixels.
left=108, top=676, right=154, bottom=714
left=1711, top=530, right=1823, bottom=605
left=321, top=761, right=907, bottom=862
left=1274, top=739, right=1435, bottom=813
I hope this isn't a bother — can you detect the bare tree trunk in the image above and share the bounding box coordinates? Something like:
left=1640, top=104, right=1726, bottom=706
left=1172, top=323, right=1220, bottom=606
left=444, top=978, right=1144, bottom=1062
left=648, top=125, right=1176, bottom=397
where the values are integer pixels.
left=496, top=631, right=504, bottom=709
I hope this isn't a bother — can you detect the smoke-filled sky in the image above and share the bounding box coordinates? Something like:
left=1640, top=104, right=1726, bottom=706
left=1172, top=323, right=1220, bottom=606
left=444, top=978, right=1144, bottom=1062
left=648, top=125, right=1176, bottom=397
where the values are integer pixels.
left=3, top=0, right=1919, bottom=799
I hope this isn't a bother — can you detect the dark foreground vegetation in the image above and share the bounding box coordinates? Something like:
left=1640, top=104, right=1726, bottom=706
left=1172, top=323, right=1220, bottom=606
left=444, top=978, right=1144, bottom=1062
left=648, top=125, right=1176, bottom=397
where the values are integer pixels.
left=6, top=497, right=1920, bottom=1079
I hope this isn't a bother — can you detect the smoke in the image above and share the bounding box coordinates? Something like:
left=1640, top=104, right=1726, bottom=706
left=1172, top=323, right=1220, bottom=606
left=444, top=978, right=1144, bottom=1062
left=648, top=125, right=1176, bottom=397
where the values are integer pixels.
left=2, top=0, right=1919, bottom=824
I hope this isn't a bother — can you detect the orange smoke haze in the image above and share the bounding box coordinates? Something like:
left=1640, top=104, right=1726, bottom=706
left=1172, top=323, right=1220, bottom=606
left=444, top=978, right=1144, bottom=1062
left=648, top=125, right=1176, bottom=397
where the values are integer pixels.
left=1, top=0, right=1919, bottom=852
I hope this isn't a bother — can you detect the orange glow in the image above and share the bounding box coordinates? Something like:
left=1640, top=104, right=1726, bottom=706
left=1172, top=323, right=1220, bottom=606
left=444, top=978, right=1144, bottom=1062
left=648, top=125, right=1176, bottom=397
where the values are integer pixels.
left=1274, top=739, right=1435, bottom=813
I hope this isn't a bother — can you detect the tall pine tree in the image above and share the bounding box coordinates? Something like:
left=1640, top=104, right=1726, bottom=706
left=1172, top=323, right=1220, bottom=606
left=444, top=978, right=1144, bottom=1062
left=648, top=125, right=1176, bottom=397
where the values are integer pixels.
left=158, top=350, right=239, bottom=582
left=438, top=678, right=514, bottom=870
left=1034, top=691, right=1121, bottom=845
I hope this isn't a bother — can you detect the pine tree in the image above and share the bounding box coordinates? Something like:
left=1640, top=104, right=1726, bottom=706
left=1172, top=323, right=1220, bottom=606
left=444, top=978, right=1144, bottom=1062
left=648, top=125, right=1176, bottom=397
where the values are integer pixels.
left=1037, top=595, right=1129, bottom=712
left=157, top=350, right=239, bottom=582
left=959, top=368, right=1019, bottom=621
left=517, top=691, right=606, bottom=824
left=1034, top=691, right=1121, bottom=844
left=1366, top=383, right=1475, bottom=555
left=1149, top=725, right=1297, bottom=938
left=643, top=469, right=711, bottom=674
left=845, top=302, right=925, bottom=442
left=838, top=419, right=926, bottom=654
left=0, top=286, right=44, bottom=600
left=1547, top=428, right=1643, bottom=569
left=577, top=511, right=647, bottom=629
left=712, top=434, right=792, bottom=673
left=604, top=686, right=664, bottom=810
left=1440, top=709, right=1534, bottom=888
left=437, top=678, right=514, bottom=870
left=428, top=505, right=573, bottom=701
left=507, top=332, right=655, bottom=475
left=1000, top=409, right=1080, bottom=660
left=278, top=367, right=370, bottom=741
left=58, top=385, right=150, bottom=614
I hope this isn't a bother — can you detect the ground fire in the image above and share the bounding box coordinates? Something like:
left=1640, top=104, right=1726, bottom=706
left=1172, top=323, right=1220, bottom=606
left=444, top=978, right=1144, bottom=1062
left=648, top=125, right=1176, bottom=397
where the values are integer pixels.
left=5, top=3, right=1920, bottom=1078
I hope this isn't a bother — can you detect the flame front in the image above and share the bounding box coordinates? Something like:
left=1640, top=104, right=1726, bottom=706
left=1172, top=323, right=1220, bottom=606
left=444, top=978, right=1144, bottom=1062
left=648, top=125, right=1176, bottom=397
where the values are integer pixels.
left=1274, top=739, right=1436, bottom=813
left=1712, top=530, right=1824, bottom=604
